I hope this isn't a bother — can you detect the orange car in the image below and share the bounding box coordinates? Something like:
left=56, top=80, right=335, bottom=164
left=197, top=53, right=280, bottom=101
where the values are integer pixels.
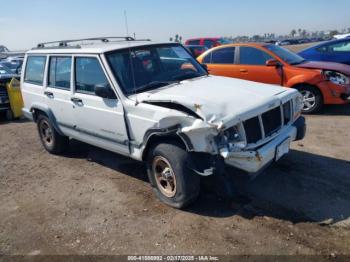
left=197, top=43, right=350, bottom=113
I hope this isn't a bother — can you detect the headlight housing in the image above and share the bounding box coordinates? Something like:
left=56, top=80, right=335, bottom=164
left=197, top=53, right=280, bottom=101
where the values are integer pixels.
left=217, top=126, right=247, bottom=151
left=293, top=94, right=303, bottom=119
left=324, top=70, right=350, bottom=85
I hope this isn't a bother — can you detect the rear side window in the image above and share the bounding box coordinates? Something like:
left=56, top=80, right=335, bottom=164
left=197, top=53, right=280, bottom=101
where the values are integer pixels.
left=239, top=47, right=272, bottom=65
left=204, top=40, right=215, bottom=48
left=48, top=57, right=71, bottom=90
left=328, top=41, right=350, bottom=52
left=188, top=40, right=200, bottom=45
left=75, top=57, right=109, bottom=94
left=203, top=47, right=235, bottom=64
left=24, top=56, right=46, bottom=85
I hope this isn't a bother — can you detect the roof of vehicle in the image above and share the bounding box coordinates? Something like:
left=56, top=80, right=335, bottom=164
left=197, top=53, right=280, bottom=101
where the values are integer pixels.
left=185, top=45, right=207, bottom=48
left=27, top=40, right=175, bottom=55
left=209, top=42, right=270, bottom=48
left=186, top=37, right=221, bottom=41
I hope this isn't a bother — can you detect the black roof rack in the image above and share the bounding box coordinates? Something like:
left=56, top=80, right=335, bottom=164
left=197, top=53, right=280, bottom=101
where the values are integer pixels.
left=35, top=36, right=145, bottom=49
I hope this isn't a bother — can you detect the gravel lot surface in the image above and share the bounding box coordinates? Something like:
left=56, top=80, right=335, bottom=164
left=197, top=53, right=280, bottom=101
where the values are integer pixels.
left=0, top=105, right=350, bottom=256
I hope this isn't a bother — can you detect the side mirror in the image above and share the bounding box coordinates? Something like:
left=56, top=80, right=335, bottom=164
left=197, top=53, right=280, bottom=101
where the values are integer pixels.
left=94, top=84, right=117, bottom=99
left=266, top=59, right=281, bottom=67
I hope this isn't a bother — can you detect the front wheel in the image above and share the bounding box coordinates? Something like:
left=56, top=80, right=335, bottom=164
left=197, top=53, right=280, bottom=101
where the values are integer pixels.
left=298, top=85, right=323, bottom=114
left=146, top=142, right=200, bottom=209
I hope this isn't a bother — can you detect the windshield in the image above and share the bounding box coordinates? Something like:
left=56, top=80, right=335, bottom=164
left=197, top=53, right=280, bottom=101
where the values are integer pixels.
left=265, top=44, right=306, bottom=65
left=106, top=44, right=207, bottom=95
left=0, top=64, right=12, bottom=75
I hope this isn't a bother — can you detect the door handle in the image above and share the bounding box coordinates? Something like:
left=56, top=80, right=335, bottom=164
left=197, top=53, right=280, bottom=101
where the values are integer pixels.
left=44, top=91, right=54, bottom=98
left=71, top=97, right=83, bottom=104
left=240, top=69, right=248, bottom=73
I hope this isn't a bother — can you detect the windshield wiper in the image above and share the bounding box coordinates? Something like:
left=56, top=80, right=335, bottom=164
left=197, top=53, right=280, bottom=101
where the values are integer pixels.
left=135, top=81, right=179, bottom=93
left=172, top=71, right=203, bottom=81
left=290, top=60, right=306, bottom=65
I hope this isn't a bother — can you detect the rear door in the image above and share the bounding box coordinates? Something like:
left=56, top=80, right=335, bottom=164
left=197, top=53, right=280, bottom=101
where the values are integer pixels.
left=202, top=47, right=238, bottom=77
left=237, top=46, right=282, bottom=85
left=45, top=55, right=76, bottom=136
left=71, top=55, right=129, bottom=155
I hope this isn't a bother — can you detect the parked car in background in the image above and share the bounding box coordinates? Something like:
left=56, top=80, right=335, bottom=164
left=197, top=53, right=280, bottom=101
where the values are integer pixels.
left=21, top=37, right=305, bottom=208
left=276, top=39, right=299, bottom=46
left=0, top=56, right=24, bottom=74
left=298, top=38, right=350, bottom=65
left=185, top=38, right=231, bottom=49
left=197, top=43, right=350, bottom=113
left=0, top=45, right=9, bottom=53
left=184, top=45, right=208, bottom=58
left=333, top=33, right=350, bottom=40
left=0, top=65, right=20, bottom=120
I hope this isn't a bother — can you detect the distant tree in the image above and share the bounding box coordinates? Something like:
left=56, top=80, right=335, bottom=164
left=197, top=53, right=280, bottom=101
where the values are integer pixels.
left=329, top=30, right=339, bottom=37
left=290, top=29, right=297, bottom=38
left=298, top=28, right=302, bottom=36
left=169, top=34, right=183, bottom=43
left=252, top=35, right=261, bottom=42
left=301, top=30, right=307, bottom=38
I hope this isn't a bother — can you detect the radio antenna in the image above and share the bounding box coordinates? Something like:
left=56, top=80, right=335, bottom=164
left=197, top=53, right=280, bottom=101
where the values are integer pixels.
left=124, top=10, right=138, bottom=104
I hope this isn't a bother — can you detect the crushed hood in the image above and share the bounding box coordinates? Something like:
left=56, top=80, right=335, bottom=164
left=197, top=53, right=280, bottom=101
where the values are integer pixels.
left=138, top=76, right=294, bottom=127
left=295, top=61, right=350, bottom=76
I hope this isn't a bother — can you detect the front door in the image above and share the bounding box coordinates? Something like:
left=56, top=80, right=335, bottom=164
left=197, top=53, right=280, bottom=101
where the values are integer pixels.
left=236, top=46, right=282, bottom=85
left=71, top=55, right=129, bottom=155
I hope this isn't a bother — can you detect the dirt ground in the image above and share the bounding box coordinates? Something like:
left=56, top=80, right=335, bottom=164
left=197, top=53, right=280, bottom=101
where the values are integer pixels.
left=0, top=105, right=350, bottom=256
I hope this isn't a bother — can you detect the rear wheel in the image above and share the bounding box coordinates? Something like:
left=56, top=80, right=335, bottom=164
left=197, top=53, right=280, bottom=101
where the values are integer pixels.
left=298, top=85, right=323, bottom=114
left=146, top=142, right=200, bottom=209
left=37, top=114, right=69, bottom=154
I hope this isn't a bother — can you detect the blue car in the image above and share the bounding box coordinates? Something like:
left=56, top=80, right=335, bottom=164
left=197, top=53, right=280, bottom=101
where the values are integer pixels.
left=298, top=38, right=350, bottom=65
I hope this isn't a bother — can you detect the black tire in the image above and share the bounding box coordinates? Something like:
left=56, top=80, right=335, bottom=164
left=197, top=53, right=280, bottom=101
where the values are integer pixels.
left=36, top=114, right=69, bottom=154
left=146, top=142, right=200, bottom=209
left=5, top=109, right=14, bottom=121
left=297, top=85, right=323, bottom=114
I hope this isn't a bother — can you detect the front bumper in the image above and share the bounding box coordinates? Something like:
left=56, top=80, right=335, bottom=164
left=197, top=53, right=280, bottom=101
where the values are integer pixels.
left=318, top=81, right=350, bottom=104
left=223, top=117, right=306, bottom=174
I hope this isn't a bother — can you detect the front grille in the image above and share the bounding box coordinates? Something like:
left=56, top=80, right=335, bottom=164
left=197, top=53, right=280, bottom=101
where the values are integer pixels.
left=262, top=107, right=282, bottom=137
left=243, top=100, right=293, bottom=145
left=243, top=117, right=262, bottom=144
left=0, top=89, right=8, bottom=98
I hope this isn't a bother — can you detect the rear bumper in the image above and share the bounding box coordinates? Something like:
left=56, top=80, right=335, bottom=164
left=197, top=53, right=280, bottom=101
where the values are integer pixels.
left=223, top=117, right=306, bottom=174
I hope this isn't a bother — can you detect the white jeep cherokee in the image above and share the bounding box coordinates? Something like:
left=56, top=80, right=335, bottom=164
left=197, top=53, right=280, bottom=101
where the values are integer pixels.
left=21, top=37, right=306, bottom=208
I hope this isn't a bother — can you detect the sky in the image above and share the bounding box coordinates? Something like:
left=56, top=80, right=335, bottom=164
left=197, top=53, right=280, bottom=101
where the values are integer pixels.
left=0, top=0, right=349, bottom=50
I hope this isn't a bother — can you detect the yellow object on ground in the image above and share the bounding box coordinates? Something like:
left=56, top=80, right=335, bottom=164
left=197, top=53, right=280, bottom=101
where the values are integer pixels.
left=6, top=78, right=23, bottom=118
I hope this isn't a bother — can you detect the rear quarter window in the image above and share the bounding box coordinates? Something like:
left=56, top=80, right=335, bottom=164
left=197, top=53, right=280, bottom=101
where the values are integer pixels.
left=24, top=56, right=46, bottom=85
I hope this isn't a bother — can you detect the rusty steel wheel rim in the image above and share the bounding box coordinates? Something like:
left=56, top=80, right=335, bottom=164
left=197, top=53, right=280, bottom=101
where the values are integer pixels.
left=152, top=156, right=177, bottom=198
left=39, top=120, right=53, bottom=147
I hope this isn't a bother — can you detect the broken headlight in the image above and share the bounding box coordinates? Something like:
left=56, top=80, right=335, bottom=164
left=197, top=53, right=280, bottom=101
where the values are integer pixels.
left=293, top=94, right=303, bottom=119
left=324, top=70, right=350, bottom=85
left=218, top=126, right=247, bottom=151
